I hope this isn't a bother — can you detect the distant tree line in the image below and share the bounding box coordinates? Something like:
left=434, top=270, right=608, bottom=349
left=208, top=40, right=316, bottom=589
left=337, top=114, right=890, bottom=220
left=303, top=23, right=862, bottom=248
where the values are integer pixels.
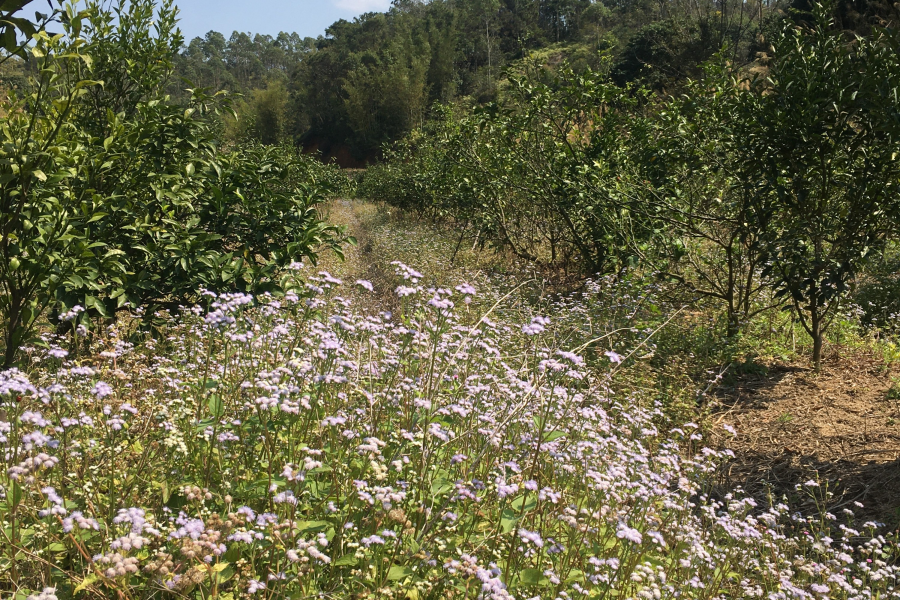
left=6, top=0, right=898, bottom=162
left=171, top=0, right=900, bottom=163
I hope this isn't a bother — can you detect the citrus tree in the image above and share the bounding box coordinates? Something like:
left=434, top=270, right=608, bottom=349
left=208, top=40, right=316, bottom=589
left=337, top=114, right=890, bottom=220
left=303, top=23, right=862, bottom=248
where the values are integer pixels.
left=0, top=0, right=348, bottom=366
left=740, top=3, right=900, bottom=368
left=640, top=58, right=772, bottom=339
left=0, top=2, right=104, bottom=366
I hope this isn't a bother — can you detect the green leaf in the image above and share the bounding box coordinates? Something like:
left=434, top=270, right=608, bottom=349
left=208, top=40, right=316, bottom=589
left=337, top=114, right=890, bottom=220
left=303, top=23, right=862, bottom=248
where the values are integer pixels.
left=510, top=494, right=536, bottom=512
left=207, top=394, right=223, bottom=415
left=387, top=565, right=415, bottom=581
left=430, top=476, right=453, bottom=496
left=565, top=570, right=585, bottom=583
left=10, top=482, right=22, bottom=507
left=333, top=554, right=358, bottom=567
left=296, top=520, right=330, bottom=533
left=223, top=545, right=241, bottom=563
left=74, top=572, right=99, bottom=594
left=518, top=568, right=549, bottom=586
left=543, top=431, right=566, bottom=442
left=216, top=565, right=235, bottom=582
left=500, top=508, right=518, bottom=533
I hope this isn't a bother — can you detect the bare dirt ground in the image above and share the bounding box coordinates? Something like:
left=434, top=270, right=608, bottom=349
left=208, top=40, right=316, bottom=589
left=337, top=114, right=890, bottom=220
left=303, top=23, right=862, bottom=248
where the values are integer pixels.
left=710, top=351, right=900, bottom=526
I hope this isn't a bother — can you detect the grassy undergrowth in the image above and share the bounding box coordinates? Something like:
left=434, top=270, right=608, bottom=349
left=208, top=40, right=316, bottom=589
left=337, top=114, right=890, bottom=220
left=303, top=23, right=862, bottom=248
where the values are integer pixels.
left=2, top=201, right=898, bottom=599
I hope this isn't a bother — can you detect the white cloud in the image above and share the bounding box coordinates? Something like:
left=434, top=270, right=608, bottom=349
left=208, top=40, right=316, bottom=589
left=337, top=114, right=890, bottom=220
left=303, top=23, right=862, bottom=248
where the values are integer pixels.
left=332, top=0, right=391, bottom=12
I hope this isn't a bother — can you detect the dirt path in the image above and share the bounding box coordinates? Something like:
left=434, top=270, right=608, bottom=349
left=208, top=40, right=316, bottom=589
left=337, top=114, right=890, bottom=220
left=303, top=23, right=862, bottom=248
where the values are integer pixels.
left=312, top=199, right=405, bottom=315
left=316, top=198, right=379, bottom=282
left=314, top=198, right=521, bottom=315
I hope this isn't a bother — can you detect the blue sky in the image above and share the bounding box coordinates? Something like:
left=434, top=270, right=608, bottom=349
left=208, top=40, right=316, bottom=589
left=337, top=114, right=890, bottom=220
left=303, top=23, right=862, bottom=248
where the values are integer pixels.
left=173, top=0, right=392, bottom=41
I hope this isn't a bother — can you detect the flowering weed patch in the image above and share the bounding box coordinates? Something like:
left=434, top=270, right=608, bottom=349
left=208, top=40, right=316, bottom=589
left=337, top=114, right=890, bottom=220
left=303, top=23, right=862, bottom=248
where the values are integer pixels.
left=1, top=263, right=897, bottom=599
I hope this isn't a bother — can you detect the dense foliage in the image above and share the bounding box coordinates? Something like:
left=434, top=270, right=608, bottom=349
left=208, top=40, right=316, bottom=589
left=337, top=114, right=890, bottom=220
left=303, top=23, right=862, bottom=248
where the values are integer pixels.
left=3, top=0, right=900, bottom=598
left=172, top=0, right=788, bottom=159
left=363, top=61, right=655, bottom=273
left=361, top=3, right=900, bottom=367
left=735, top=9, right=900, bottom=370
left=0, top=0, right=349, bottom=367
left=159, top=0, right=899, bottom=161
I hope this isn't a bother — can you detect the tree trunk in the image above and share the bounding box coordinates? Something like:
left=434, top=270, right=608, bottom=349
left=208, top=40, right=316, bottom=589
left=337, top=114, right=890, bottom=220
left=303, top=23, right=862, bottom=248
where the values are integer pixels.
left=726, top=311, right=740, bottom=339
left=812, top=331, right=823, bottom=371
left=811, top=308, right=823, bottom=371
left=3, top=296, right=21, bottom=369
left=3, top=337, right=15, bottom=368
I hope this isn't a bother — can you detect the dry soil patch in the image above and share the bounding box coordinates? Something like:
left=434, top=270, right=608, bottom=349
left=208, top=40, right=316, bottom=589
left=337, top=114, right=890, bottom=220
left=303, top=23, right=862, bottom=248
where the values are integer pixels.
left=711, top=352, right=900, bottom=525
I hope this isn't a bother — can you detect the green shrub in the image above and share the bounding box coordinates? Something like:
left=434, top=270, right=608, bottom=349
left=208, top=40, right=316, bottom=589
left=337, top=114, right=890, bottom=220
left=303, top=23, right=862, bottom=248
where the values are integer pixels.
left=0, top=0, right=348, bottom=366
left=361, top=62, right=654, bottom=274
left=735, top=6, right=900, bottom=368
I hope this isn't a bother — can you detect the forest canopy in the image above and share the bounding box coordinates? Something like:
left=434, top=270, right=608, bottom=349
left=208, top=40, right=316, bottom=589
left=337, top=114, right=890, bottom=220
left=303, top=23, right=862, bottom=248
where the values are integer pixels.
left=166, top=0, right=900, bottom=163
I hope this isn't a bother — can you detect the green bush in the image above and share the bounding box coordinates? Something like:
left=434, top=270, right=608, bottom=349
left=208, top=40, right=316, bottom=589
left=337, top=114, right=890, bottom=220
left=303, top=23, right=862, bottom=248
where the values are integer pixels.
left=364, top=2, right=900, bottom=367
left=735, top=5, right=900, bottom=367
left=361, top=61, right=654, bottom=274
left=0, top=0, right=348, bottom=366
left=357, top=115, right=455, bottom=216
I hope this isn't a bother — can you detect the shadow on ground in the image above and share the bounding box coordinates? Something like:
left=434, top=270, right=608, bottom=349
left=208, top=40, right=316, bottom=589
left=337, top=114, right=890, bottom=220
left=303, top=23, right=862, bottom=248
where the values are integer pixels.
left=710, top=353, right=900, bottom=527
